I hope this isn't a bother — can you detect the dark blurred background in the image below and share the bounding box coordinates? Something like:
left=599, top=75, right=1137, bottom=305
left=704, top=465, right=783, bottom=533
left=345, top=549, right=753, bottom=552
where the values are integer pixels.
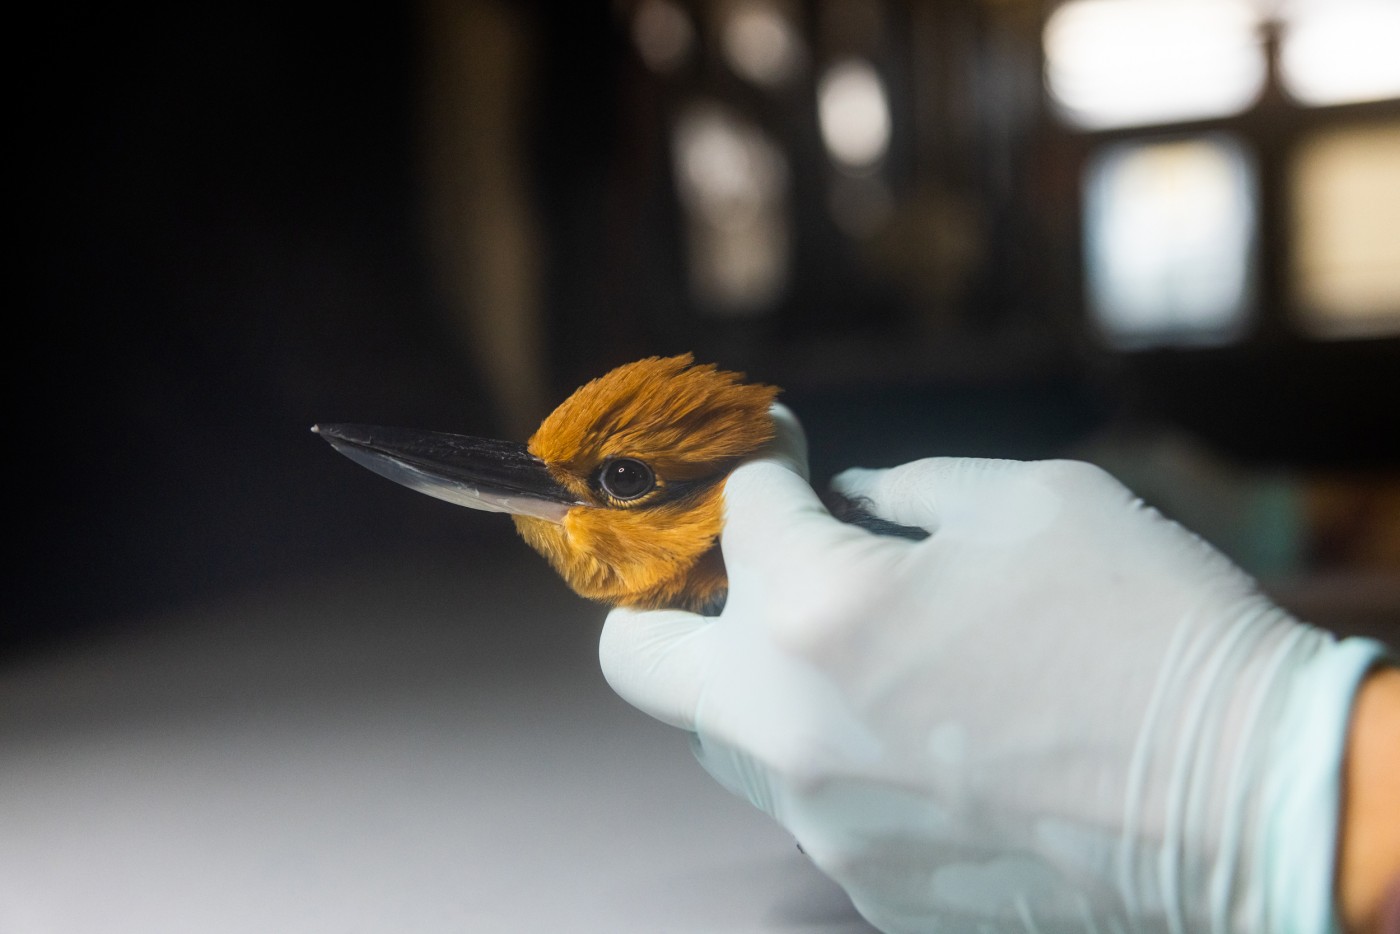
left=15, top=0, right=1400, bottom=651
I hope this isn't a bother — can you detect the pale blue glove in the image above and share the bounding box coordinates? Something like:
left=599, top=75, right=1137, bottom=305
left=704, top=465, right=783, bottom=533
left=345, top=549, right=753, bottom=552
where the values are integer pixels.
left=599, top=423, right=1389, bottom=933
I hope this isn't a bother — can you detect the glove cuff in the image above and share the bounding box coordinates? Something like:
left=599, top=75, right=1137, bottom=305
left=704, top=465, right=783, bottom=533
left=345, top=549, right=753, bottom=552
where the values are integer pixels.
left=1261, top=636, right=1393, bottom=934
left=1132, top=613, right=1390, bottom=934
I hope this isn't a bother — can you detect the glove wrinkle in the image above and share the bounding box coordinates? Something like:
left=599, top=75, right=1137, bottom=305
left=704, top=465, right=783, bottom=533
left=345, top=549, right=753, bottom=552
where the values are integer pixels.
left=598, top=452, right=1393, bottom=934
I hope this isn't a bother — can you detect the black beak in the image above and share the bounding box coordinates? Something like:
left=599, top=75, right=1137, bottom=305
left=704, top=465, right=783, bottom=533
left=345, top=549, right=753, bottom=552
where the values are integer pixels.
left=312, top=423, right=585, bottom=523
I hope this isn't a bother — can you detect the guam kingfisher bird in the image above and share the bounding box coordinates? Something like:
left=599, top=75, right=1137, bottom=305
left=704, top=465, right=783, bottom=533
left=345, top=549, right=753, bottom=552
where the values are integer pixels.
left=314, top=354, right=924, bottom=614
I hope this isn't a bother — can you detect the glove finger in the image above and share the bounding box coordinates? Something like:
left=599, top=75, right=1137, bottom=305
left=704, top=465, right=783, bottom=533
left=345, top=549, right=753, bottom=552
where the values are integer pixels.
left=757, top=402, right=811, bottom=481
left=720, top=459, right=850, bottom=572
left=830, top=457, right=1027, bottom=531
left=598, top=605, right=714, bottom=731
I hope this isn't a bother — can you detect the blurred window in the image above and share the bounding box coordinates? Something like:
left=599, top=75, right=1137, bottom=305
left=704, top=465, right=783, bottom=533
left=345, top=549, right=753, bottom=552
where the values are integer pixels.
left=1291, top=121, right=1400, bottom=337
left=1084, top=136, right=1255, bottom=348
left=1044, top=0, right=1265, bottom=130
left=1046, top=0, right=1400, bottom=349
left=1279, top=0, right=1400, bottom=107
left=721, top=0, right=804, bottom=88
left=672, top=102, right=791, bottom=314
left=632, top=0, right=695, bottom=75
left=818, top=58, right=892, bottom=172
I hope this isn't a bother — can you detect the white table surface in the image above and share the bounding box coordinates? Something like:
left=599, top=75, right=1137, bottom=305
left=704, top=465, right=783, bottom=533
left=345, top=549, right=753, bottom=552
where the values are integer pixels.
left=0, top=549, right=874, bottom=934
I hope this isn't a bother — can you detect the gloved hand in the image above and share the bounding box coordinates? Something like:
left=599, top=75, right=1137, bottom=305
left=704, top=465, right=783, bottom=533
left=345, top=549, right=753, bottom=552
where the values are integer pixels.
left=599, top=412, right=1389, bottom=933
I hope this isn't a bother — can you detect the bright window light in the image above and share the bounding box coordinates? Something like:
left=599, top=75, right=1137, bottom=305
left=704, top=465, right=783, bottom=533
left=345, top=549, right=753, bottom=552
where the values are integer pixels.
left=672, top=103, right=790, bottom=314
left=817, top=59, right=892, bottom=171
left=1291, top=121, right=1400, bottom=337
left=1084, top=136, right=1256, bottom=347
left=722, top=0, right=804, bottom=88
left=1279, top=0, right=1400, bottom=106
left=1044, top=0, right=1266, bottom=130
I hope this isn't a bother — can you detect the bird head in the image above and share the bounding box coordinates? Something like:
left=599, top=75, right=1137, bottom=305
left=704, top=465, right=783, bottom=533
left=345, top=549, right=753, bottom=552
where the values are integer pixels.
left=315, top=355, right=779, bottom=613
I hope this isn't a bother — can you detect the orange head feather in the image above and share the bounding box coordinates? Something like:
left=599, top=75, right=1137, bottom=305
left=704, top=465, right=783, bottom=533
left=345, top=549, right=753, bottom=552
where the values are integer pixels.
left=322, top=355, right=927, bottom=612
left=514, top=354, right=779, bottom=612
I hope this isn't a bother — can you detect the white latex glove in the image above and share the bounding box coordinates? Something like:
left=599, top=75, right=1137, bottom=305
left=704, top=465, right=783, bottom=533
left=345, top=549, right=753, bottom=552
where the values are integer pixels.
left=599, top=414, right=1389, bottom=934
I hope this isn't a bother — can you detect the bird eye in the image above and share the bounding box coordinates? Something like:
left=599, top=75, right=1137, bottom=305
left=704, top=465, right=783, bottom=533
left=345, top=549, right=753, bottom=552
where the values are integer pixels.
left=598, top=458, right=655, bottom=501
